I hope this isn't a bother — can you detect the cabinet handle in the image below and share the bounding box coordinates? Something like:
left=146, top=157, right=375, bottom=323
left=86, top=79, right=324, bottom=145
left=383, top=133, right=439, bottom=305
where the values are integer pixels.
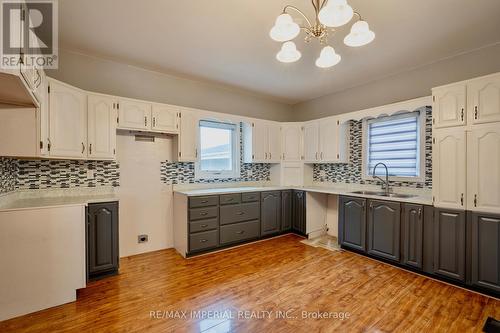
left=235, top=231, right=245, bottom=235
left=474, top=194, right=477, bottom=207
left=200, top=200, right=208, bottom=204
left=47, top=138, right=51, bottom=152
left=153, top=117, right=156, bottom=127
left=81, top=142, right=85, bottom=154
left=200, top=212, right=208, bottom=216
left=315, top=152, right=318, bottom=160
left=195, top=149, right=198, bottom=158
left=265, top=152, right=268, bottom=159
left=369, top=202, right=373, bottom=210
left=320, top=152, right=324, bottom=160
left=269, top=152, right=272, bottom=159
left=461, top=108, right=464, bottom=121
left=474, top=106, right=478, bottom=120
left=200, top=224, right=208, bottom=228
left=460, top=193, right=464, bottom=206
left=144, top=116, right=148, bottom=126
left=226, top=198, right=233, bottom=201
left=236, top=211, right=245, bottom=215
left=89, top=143, right=92, bottom=155
left=200, top=239, right=208, bottom=243
left=418, top=208, right=422, bottom=218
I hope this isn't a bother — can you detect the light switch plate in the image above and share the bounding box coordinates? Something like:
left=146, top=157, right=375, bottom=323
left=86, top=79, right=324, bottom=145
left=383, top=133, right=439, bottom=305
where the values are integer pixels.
left=86, top=169, right=95, bottom=180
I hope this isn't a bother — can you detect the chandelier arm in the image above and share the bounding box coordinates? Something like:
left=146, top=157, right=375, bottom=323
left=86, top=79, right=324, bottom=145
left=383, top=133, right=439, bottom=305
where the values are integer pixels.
left=353, top=11, right=363, bottom=21
left=283, top=5, right=313, bottom=28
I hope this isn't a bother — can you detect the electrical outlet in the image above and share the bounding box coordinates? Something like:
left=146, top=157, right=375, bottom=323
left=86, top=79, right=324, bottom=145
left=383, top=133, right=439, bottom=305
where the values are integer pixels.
left=87, top=169, right=95, bottom=180
left=138, top=234, right=148, bottom=243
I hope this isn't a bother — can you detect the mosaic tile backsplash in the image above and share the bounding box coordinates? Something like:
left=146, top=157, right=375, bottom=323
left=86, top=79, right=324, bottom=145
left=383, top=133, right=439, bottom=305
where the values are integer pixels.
left=0, top=159, right=120, bottom=193
left=313, top=107, right=433, bottom=189
left=161, top=123, right=271, bottom=185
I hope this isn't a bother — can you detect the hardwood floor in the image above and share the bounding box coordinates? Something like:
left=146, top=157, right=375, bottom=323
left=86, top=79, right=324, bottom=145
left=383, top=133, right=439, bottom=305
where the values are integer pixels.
left=1, top=234, right=499, bottom=332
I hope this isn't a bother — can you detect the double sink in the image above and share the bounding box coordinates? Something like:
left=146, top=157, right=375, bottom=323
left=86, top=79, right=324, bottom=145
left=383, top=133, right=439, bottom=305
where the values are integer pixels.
left=349, top=190, right=417, bottom=199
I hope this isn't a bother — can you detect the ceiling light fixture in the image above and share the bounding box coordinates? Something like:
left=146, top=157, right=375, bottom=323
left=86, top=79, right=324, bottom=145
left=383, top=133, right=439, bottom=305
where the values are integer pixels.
left=270, top=0, right=375, bottom=68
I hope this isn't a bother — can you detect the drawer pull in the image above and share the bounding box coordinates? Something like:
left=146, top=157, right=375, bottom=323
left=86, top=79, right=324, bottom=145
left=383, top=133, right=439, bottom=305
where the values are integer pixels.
left=201, top=200, right=208, bottom=204
left=200, top=212, right=208, bottom=216
left=200, top=224, right=208, bottom=228
left=236, top=211, right=245, bottom=215
left=200, top=239, right=208, bottom=243
left=235, top=231, right=245, bottom=235
left=247, top=196, right=254, bottom=199
left=226, top=198, right=233, bottom=202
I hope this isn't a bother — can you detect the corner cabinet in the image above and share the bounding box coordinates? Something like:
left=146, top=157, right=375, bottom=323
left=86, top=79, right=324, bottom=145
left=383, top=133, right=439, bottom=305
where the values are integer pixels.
left=47, top=79, right=88, bottom=159
left=261, top=191, right=281, bottom=236
left=339, top=196, right=366, bottom=252
left=367, top=200, right=401, bottom=262
left=292, top=190, right=306, bottom=235
left=87, top=94, right=117, bottom=160
left=281, top=190, right=292, bottom=231
left=281, top=124, right=303, bottom=161
left=242, top=121, right=281, bottom=163
left=86, top=202, right=119, bottom=280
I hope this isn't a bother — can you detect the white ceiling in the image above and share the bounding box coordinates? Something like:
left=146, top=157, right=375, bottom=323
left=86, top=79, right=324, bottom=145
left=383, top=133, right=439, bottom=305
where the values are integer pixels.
left=59, top=0, right=500, bottom=104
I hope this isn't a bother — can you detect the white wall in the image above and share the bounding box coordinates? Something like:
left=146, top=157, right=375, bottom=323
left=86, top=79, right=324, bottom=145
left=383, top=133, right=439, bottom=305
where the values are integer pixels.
left=116, top=131, right=173, bottom=257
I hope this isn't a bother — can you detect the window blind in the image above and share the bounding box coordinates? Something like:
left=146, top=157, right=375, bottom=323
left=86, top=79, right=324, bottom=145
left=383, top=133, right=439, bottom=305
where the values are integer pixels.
left=367, top=112, right=420, bottom=178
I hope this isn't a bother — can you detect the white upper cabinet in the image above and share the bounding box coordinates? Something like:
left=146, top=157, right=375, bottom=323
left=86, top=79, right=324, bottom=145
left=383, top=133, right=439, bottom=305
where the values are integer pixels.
left=432, top=83, right=466, bottom=128
left=48, top=79, right=88, bottom=159
left=468, top=74, right=500, bottom=125
left=432, top=128, right=466, bottom=210
left=281, top=124, right=303, bottom=162
left=467, top=124, right=500, bottom=214
left=38, top=75, right=49, bottom=157
left=253, top=121, right=268, bottom=162
left=303, top=121, right=320, bottom=163
left=152, top=103, right=179, bottom=133
left=267, top=123, right=281, bottom=163
left=176, top=109, right=198, bottom=162
left=87, top=94, right=117, bottom=160
left=117, top=98, right=151, bottom=130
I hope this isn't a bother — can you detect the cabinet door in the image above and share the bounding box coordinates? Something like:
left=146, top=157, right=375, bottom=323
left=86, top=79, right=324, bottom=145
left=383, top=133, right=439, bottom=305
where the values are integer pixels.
left=152, top=103, right=179, bottom=133
left=117, top=99, right=151, bottom=130
left=367, top=200, right=401, bottom=262
left=261, top=191, right=281, bottom=236
left=470, top=212, right=500, bottom=293
left=319, top=117, right=339, bottom=162
left=433, top=208, right=465, bottom=282
left=48, top=80, right=87, bottom=158
left=252, top=121, right=268, bottom=162
left=303, top=121, right=319, bottom=163
left=87, top=202, right=119, bottom=278
left=267, top=123, right=281, bottom=163
left=281, top=190, right=292, bottom=231
left=433, top=128, right=466, bottom=210
left=468, top=124, right=500, bottom=214
left=87, top=94, right=117, bottom=160
left=402, top=204, right=423, bottom=269
left=292, top=190, right=306, bottom=234
left=282, top=124, right=302, bottom=161
left=339, top=196, right=366, bottom=252
left=468, top=74, right=500, bottom=125
left=38, top=77, right=49, bottom=156
left=178, top=110, right=198, bottom=162
left=432, top=84, right=466, bottom=128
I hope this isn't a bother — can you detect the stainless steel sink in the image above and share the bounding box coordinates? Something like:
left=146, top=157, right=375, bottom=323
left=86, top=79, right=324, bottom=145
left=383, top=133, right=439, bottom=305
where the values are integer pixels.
left=349, top=190, right=417, bottom=199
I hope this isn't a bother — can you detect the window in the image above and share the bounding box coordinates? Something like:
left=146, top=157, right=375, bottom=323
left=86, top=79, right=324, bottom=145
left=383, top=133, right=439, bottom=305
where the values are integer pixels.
left=195, top=120, right=239, bottom=179
left=363, top=112, right=424, bottom=181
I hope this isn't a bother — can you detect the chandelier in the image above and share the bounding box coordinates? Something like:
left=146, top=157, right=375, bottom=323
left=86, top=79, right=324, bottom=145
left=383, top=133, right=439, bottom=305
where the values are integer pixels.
left=270, top=0, right=375, bottom=68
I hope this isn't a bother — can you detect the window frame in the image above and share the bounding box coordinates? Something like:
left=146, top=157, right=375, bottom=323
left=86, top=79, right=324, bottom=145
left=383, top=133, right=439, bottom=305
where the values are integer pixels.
left=361, top=111, right=426, bottom=182
left=195, top=119, right=240, bottom=180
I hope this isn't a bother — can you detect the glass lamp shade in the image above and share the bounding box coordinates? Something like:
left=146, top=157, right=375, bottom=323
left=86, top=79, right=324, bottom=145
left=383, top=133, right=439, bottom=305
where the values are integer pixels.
left=318, top=0, right=354, bottom=28
left=344, top=20, right=375, bottom=47
left=269, top=13, right=300, bottom=42
left=276, top=41, right=302, bottom=63
left=315, top=46, right=341, bottom=68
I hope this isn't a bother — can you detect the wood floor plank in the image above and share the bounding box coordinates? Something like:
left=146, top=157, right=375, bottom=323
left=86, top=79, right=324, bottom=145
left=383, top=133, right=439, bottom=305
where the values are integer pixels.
left=0, top=234, right=498, bottom=332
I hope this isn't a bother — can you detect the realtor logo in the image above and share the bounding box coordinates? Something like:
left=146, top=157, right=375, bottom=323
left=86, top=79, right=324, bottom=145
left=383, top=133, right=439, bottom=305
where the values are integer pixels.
left=1, top=0, right=58, bottom=69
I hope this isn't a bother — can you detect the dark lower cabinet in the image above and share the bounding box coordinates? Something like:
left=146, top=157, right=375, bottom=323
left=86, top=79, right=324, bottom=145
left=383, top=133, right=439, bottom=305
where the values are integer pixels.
left=292, top=190, right=306, bottom=235
left=470, top=212, right=500, bottom=293
left=367, top=200, right=401, bottom=262
left=86, top=202, right=119, bottom=280
left=261, top=191, right=281, bottom=236
left=433, top=208, right=466, bottom=282
left=281, top=190, right=292, bottom=231
left=339, top=196, right=366, bottom=252
left=402, top=204, right=423, bottom=269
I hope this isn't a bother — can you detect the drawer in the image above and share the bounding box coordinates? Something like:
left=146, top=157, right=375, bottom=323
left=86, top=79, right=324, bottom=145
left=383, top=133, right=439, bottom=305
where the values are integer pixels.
left=220, top=220, right=260, bottom=245
left=189, top=218, right=218, bottom=233
left=220, top=193, right=241, bottom=205
left=189, top=206, right=218, bottom=221
left=220, top=202, right=260, bottom=225
left=189, top=196, right=218, bottom=208
left=242, top=192, right=260, bottom=203
left=189, top=230, right=218, bottom=252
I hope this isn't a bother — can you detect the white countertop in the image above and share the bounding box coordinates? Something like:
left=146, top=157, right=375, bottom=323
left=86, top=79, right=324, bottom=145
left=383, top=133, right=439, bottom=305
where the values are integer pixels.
left=0, top=188, right=118, bottom=212
left=174, top=184, right=433, bottom=205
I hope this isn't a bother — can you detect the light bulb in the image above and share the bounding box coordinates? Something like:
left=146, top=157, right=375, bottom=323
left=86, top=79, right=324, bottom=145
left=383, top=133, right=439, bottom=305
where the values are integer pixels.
left=315, top=46, right=341, bottom=68
left=344, top=20, right=375, bottom=47
left=318, top=0, right=354, bottom=28
left=269, top=13, right=300, bottom=42
left=276, top=41, right=301, bottom=63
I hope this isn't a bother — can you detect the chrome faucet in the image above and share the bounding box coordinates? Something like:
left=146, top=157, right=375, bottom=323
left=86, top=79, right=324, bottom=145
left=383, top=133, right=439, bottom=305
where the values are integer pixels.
left=372, top=162, right=391, bottom=195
